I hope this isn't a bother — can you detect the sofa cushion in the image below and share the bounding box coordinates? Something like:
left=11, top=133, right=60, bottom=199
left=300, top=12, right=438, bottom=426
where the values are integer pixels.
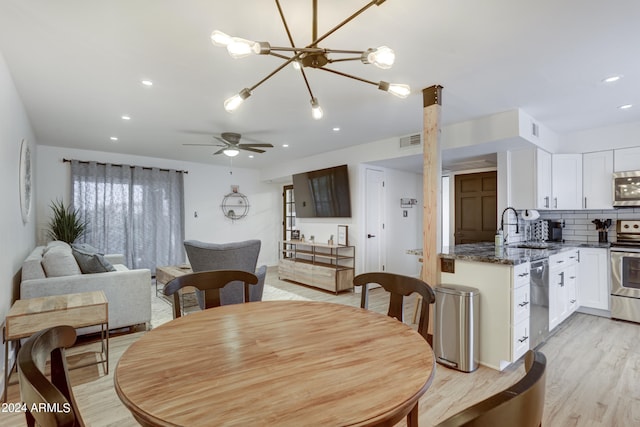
left=72, top=248, right=116, bottom=274
left=46, top=240, right=72, bottom=251
left=71, top=242, right=104, bottom=255
left=42, top=246, right=82, bottom=277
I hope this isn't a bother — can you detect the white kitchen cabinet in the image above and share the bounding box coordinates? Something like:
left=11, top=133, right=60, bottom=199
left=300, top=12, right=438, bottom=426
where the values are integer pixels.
left=614, top=146, right=640, bottom=172
left=440, top=259, right=530, bottom=371
left=552, top=154, right=583, bottom=209
left=577, top=248, right=610, bottom=313
left=583, top=151, right=614, bottom=209
left=509, top=148, right=552, bottom=209
left=549, top=249, right=579, bottom=331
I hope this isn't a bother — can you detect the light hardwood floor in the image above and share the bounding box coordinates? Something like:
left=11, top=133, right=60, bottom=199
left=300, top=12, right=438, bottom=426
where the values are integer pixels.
left=2, top=268, right=639, bottom=426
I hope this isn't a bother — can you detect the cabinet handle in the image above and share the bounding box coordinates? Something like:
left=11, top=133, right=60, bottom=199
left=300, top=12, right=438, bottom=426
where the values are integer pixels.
left=518, top=301, right=529, bottom=307
left=554, top=197, right=558, bottom=208
left=518, top=273, right=529, bottom=277
left=556, top=260, right=564, bottom=264
left=570, top=299, right=576, bottom=304
left=570, top=276, right=576, bottom=279
left=584, top=197, right=587, bottom=209
left=559, top=272, right=565, bottom=287
left=544, top=196, right=550, bottom=208
left=518, top=336, right=529, bottom=343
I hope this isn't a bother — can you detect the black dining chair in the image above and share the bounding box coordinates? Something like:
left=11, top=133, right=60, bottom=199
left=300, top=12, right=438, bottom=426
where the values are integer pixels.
left=435, top=350, right=547, bottom=427
left=163, top=269, right=259, bottom=318
left=17, top=325, right=85, bottom=427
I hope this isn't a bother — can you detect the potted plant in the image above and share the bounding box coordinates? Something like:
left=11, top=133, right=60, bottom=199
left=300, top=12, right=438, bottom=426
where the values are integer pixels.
left=46, top=199, right=88, bottom=244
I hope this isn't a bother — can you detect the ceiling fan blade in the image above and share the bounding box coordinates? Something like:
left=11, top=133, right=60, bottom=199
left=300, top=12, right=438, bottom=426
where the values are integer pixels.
left=213, top=148, right=227, bottom=155
left=214, top=136, right=231, bottom=145
left=238, top=143, right=274, bottom=148
left=183, top=143, right=219, bottom=147
left=240, top=147, right=266, bottom=154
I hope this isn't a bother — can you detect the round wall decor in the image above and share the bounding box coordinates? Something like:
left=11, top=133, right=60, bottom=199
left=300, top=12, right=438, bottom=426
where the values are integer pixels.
left=19, top=139, right=32, bottom=224
left=221, top=192, right=249, bottom=221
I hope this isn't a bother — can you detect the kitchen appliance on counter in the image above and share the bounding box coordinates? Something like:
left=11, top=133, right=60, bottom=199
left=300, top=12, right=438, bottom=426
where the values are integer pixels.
left=546, top=220, right=564, bottom=243
left=611, top=220, right=640, bottom=323
left=530, top=259, right=549, bottom=349
left=613, top=171, right=640, bottom=207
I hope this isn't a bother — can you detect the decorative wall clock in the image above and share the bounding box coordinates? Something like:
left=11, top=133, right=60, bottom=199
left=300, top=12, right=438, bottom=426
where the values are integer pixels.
left=19, top=138, right=32, bottom=223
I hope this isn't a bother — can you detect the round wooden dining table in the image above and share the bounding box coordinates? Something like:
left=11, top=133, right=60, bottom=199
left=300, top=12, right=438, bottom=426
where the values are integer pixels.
left=114, top=300, right=435, bottom=427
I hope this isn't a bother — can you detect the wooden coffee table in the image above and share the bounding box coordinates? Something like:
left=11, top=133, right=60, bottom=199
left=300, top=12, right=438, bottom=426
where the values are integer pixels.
left=2, top=290, right=109, bottom=402
left=155, top=264, right=192, bottom=296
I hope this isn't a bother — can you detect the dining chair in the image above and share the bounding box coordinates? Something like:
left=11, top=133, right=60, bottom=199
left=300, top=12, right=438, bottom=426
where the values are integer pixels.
left=435, top=350, right=547, bottom=427
left=163, top=269, right=259, bottom=318
left=354, top=271, right=436, bottom=342
left=17, top=325, right=85, bottom=427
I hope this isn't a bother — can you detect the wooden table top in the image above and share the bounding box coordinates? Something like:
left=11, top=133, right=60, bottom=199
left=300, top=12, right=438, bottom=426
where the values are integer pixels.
left=114, top=300, right=435, bottom=427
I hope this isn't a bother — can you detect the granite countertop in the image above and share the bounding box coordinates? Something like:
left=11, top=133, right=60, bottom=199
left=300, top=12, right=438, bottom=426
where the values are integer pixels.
left=438, top=241, right=610, bottom=265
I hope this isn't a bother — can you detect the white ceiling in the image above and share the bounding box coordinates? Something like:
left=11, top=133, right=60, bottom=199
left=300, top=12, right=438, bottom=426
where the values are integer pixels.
left=1, top=0, right=639, bottom=172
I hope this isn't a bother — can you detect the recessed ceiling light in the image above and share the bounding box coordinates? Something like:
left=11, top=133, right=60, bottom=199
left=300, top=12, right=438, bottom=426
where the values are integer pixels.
left=121, top=115, right=131, bottom=120
left=603, top=75, right=622, bottom=83
left=333, top=127, right=340, bottom=132
left=619, top=104, right=633, bottom=110
left=110, top=136, right=119, bottom=141
left=248, top=155, right=254, bottom=158
left=282, top=144, right=289, bottom=148
left=141, top=80, right=153, bottom=86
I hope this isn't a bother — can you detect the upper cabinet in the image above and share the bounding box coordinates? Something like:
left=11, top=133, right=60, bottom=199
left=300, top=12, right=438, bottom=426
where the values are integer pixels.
left=509, top=148, right=552, bottom=209
left=552, top=154, right=583, bottom=209
left=583, top=150, right=614, bottom=209
left=614, top=147, right=640, bottom=172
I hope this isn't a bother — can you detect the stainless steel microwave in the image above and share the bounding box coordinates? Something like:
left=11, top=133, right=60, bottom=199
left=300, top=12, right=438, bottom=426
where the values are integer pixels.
left=613, top=171, right=640, bottom=207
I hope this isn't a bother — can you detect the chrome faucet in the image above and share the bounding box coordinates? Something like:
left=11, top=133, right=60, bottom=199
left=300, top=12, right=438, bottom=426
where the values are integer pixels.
left=500, top=207, right=520, bottom=243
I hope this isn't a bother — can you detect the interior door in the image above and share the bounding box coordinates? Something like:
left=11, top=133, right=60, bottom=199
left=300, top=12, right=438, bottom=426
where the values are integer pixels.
left=454, top=171, right=497, bottom=244
left=364, top=168, right=385, bottom=273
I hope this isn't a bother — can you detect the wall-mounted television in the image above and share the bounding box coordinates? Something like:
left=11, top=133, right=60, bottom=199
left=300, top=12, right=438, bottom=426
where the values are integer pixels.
left=292, top=164, right=352, bottom=218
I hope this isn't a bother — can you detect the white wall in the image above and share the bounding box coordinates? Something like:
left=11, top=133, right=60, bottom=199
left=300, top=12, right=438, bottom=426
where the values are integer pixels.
left=35, top=145, right=282, bottom=267
left=0, top=50, right=38, bottom=389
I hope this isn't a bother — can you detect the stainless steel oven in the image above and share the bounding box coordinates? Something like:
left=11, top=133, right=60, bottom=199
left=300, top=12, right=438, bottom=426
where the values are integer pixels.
left=613, top=171, right=640, bottom=207
left=611, top=220, right=640, bottom=322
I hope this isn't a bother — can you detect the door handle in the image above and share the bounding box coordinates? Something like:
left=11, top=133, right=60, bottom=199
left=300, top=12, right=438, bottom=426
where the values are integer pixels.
left=367, top=234, right=376, bottom=238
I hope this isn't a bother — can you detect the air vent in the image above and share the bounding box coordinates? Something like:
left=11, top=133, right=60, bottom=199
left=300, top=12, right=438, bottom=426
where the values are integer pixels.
left=399, top=133, right=422, bottom=149
left=531, top=121, right=539, bottom=138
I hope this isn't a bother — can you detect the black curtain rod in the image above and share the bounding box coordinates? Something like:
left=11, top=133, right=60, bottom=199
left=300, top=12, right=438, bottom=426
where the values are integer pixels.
left=62, top=158, right=188, bottom=174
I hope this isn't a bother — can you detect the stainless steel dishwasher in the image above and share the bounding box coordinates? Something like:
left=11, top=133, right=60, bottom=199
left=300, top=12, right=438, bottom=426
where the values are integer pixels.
left=530, top=259, right=549, bottom=349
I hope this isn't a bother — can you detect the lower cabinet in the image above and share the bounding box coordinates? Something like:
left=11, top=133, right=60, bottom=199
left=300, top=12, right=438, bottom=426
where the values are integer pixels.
left=549, top=250, right=579, bottom=331
left=577, top=248, right=610, bottom=313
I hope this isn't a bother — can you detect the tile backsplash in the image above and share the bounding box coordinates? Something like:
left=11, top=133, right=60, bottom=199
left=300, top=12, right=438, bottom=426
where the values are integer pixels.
left=521, top=207, right=640, bottom=244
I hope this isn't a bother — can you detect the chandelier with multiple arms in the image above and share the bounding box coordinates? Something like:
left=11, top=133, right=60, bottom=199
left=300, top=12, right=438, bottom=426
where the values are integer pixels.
left=211, top=0, right=410, bottom=120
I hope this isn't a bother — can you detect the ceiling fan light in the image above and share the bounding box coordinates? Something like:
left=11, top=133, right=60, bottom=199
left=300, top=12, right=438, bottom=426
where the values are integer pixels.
left=310, top=98, right=324, bottom=120
left=223, top=148, right=240, bottom=157
left=224, top=88, right=252, bottom=112
left=227, top=37, right=257, bottom=59
left=211, top=30, right=233, bottom=47
left=378, top=81, right=411, bottom=98
left=364, top=46, right=395, bottom=69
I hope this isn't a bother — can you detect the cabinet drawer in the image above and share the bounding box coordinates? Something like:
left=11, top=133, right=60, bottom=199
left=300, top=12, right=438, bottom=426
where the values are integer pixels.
left=513, top=263, right=530, bottom=288
left=513, top=284, right=530, bottom=324
left=512, top=317, right=530, bottom=361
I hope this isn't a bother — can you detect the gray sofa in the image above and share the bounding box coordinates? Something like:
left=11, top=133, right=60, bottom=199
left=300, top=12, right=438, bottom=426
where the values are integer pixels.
left=184, top=239, right=266, bottom=306
left=20, top=241, right=151, bottom=333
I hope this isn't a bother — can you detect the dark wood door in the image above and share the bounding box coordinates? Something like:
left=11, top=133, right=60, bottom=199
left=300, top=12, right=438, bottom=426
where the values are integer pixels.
left=455, top=171, right=497, bottom=244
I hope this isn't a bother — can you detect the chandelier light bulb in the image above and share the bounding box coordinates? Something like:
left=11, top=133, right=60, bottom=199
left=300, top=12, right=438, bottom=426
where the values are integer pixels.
left=311, top=98, right=324, bottom=120
left=223, top=148, right=240, bottom=157
left=223, top=88, right=252, bottom=112
left=378, top=81, right=410, bottom=98
left=211, top=30, right=233, bottom=47
left=227, top=37, right=258, bottom=59
left=365, top=46, right=395, bottom=69
left=292, top=60, right=302, bottom=70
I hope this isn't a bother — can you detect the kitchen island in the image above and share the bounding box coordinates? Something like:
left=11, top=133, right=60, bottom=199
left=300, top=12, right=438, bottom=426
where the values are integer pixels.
left=438, top=242, right=581, bottom=371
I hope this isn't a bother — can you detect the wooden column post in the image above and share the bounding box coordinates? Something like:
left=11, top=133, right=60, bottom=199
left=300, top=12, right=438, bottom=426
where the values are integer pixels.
left=422, top=85, right=443, bottom=338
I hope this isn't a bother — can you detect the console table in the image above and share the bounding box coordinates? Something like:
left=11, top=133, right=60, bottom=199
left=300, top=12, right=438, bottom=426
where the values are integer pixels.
left=278, top=240, right=355, bottom=293
left=2, top=291, right=109, bottom=402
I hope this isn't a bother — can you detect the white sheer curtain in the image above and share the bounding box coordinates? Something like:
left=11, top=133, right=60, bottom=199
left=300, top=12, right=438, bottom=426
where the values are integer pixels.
left=71, top=160, right=185, bottom=272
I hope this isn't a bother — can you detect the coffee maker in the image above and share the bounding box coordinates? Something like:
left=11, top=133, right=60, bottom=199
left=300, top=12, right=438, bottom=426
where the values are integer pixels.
left=546, top=220, right=564, bottom=242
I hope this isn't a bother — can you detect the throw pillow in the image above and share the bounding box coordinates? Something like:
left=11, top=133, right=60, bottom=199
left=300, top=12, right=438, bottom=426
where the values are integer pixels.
left=71, top=242, right=104, bottom=255
left=72, top=249, right=116, bottom=274
left=42, top=246, right=82, bottom=277
left=45, top=240, right=72, bottom=253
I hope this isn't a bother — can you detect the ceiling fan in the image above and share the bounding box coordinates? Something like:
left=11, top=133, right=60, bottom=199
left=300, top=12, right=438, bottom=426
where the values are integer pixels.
left=184, top=132, right=274, bottom=157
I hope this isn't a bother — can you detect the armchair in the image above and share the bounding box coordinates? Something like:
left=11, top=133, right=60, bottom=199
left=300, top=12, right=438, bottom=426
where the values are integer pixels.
left=183, top=239, right=267, bottom=306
